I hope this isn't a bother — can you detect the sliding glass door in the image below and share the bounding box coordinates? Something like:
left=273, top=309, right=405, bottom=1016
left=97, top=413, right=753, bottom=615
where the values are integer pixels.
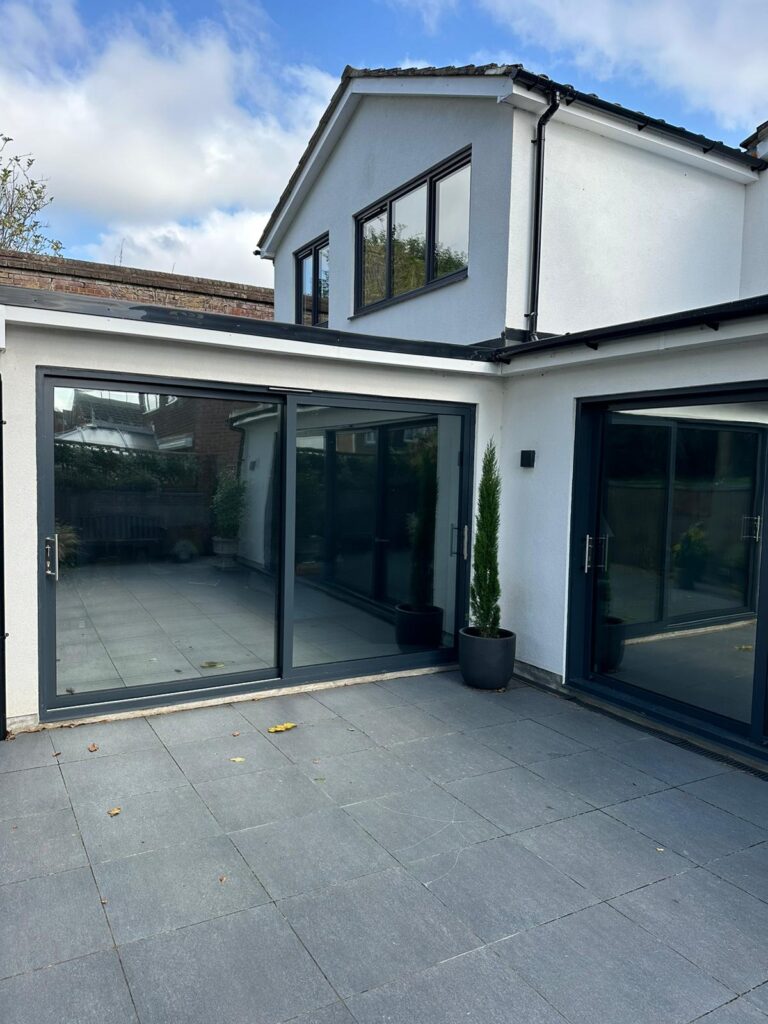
left=573, top=395, right=768, bottom=743
left=40, top=377, right=472, bottom=715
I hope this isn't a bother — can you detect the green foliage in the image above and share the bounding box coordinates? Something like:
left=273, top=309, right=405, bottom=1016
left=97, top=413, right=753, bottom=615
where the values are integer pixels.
left=407, top=434, right=438, bottom=609
left=1, top=133, right=63, bottom=255
left=362, top=226, right=467, bottom=304
left=212, top=470, right=246, bottom=539
left=55, top=521, right=79, bottom=567
left=54, top=441, right=200, bottom=492
left=470, top=439, right=501, bottom=638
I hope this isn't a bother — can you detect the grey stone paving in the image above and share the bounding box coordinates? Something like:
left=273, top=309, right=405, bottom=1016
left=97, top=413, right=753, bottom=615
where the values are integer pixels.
left=2, top=671, right=768, bottom=1023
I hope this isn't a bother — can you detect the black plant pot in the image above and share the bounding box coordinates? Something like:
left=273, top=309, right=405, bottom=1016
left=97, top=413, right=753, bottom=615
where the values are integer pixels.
left=595, top=615, right=625, bottom=672
left=459, top=627, right=517, bottom=690
left=395, top=604, right=444, bottom=651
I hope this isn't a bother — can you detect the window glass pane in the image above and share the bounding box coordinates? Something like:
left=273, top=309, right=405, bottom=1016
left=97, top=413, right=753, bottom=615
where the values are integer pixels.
left=435, top=164, right=470, bottom=278
left=391, top=184, right=427, bottom=296
left=362, top=211, right=387, bottom=306
left=299, top=254, right=313, bottom=325
left=293, top=404, right=463, bottom=667
left=53, top=386, right=280, bottom=696
left=317, top=244, right=329, bottom=325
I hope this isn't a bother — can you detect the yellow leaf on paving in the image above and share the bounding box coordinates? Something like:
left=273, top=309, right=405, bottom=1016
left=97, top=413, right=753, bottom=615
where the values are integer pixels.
left=87, top=742, right=99, bottom=752
left=229, top=757, right=246, bottom=763
left=107, top=807, right=121, bottom=817
left=267, top=722, right=297, bottom=733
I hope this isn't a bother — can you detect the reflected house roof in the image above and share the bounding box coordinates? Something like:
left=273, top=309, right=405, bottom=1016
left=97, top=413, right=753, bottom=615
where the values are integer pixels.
left=56, top=423, right=159, bottom=450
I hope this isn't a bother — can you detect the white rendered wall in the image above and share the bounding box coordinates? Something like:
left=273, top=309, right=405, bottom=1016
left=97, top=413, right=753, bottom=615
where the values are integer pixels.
left=507, top=115, right=747, bottom=335
left=499, top=325, right=768, bottom=681
left=271, top=94, right=513, bottom=345
left=741, top=167, right=768, bottom=298
left=1, top=323, right=502, bottom=727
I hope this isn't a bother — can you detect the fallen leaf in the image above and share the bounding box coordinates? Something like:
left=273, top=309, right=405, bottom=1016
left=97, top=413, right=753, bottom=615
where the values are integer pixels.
left=231, top=731, right=241, bottom=737
left=314, top=777, right=326, bottom=783
left=219, top=875, right=227, bottom=883
left=200, top=661, right=225, bottom=668
left=267, top=722, right=297, bottom=733
left=6, top=734, right=16, bottom=742
left=100, top=898, right=108, bottom=905
left=229, top=756, right=246, bottom=763
left=66, top=688, right=75, bottom=695
left=107, top=807, right=121, bottom=817
left=52, top=752, right=61, bottom=757
left=87, top=743, right=99, bottom=753
left=656, top=847, right=665, bottom=852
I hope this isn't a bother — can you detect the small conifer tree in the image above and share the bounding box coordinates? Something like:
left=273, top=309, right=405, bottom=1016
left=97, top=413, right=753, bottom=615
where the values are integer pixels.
left=470, top=440, right=501, bottom=637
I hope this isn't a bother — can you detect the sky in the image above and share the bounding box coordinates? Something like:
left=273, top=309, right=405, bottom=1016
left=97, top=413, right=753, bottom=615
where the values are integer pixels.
left=2, top=0, right=767, bottom=287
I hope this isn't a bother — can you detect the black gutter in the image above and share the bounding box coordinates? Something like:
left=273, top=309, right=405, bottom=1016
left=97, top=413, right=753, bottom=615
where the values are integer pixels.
left=0, top=284, right=497, bottom=363
left=525, top=89, right=560, bottom=342
left=494, top=293, right=768, bottom=362
left=510, top=68, right=767, bottom=173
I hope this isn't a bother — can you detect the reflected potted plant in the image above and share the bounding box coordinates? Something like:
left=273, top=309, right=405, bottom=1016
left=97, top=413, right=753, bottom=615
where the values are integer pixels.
left=211, top=470, right=246, bottom=569
left=395, top=435, right=443, bottom=650
left=459, top=440, right=516, bottom=689
left=673, top=522, right=709, bottom=590
left=55, top=520, right=79, bottom=569
left=595, top=575, right=625, bottom=672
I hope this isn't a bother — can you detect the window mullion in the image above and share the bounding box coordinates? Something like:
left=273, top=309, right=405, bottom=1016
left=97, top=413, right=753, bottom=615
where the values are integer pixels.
left=386, top=202, right=393, bottom=301
left=426, top=176, right=436, bottom=284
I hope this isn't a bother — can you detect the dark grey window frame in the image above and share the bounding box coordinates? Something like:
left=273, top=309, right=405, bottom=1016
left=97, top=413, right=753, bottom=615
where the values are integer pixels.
left=294, top=232, right=330, bottom=327
left=37, top=367, right=475, bottom=722
left=353, top=147, right=471, bottom=316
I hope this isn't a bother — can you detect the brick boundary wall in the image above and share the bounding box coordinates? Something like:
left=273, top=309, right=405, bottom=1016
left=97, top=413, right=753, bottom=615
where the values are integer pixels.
left=0, top=249, right=274, bottom=320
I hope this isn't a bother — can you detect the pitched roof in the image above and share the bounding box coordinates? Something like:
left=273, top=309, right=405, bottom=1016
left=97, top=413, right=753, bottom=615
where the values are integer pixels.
left=256, top=63, right=766, bottom=252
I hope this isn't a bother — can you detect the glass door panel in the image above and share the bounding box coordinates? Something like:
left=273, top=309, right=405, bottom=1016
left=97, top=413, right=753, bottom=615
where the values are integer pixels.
left=593, top=405, right=762, bottom=725
left=52, top=385, right=280, bottom=697
left=293, top=404, right=463, bottom=667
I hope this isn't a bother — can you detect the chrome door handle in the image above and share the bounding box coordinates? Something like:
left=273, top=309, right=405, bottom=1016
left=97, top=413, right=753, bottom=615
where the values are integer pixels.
left=44, top=535, right=59, bottom=581
left=584, top=534, right=593, bottom=573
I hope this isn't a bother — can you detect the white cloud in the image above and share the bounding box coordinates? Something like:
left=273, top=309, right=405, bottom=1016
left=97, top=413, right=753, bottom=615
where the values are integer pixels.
left=71, top=209, right=273, bottom=287
left=0, top=0, right=336, bottom=281
left=479, top=0, right=768, bottom=134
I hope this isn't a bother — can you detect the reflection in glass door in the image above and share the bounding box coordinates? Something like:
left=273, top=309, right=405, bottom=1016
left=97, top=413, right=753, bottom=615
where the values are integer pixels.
left=50, top=385, right=280, bottom=698
left=592, top=406, right=763, bottom=725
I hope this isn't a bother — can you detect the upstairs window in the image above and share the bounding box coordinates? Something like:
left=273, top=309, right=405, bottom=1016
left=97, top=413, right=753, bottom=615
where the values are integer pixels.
left=295, top=234, right=329, bottom=326
left=356, top=149, right=470, bottom=313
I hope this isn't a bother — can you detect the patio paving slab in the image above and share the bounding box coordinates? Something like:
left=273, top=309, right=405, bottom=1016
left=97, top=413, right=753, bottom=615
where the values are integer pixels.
left=706, top=842, right=768, bottom=902
left=167, top=728, right=290, bottom=784
left=415, top=693, right=521, bottom=731
left=0, top=866, right=113, bottom=979
left=694, top=998, right=768, bottom=1023
left=75, top=784, right=222, bottom=863
left=377, top=670, right=471, bottom=702
left=94, top=834, right=269, bottom=943
left=532, top=704, right=648, bottom=747
left=343, top=703, right=453, bottom=746
left=147, top=703, right=253, bottom=745
left=389, top=730, right=514, bottom=784
left=0, top=950, right=138, bottom=1024
left=0, top=806, right=87, bottom=885
left=47, top=717, right=162, bottom=762
left=196, top=764, right=334, bottom=831
left=344, top=780, right=502, bottom=864
left=606, top=788, right=768, bottom=864
left=610, top=867, right=768, bottom=994
left=0, top=730, right=55, bottom=773
left=300, top=747, right=431, bottom=805
left=495, top=903, right=733, bottom=1024
left=600, top=735, right=731, bottom=786
left=445, top=765, right=592, bottom=833
left=409, top=834, right=597, bottom=942
left=231, top=806, right=396, bottom=898
left=286, top=1004, right=357, bottom=1024
left=61, top=746, right=186, bottom=804
left=265, top=717, right=374, bottom=762
left=469, top=717, right=588, bottom=765
left=237, top=692, right=338, bottom=730
left=514, top=808, right=693, bottom=898
left=347, top=946, right=567, bottom=1024
left=528, top=748, right=669, bottom=806
left=683, top=771, right=768, bottom=830
left=0, top=764, right=69, bottom=821
left=120, top=903, right=335, bottom=1024
left=746, top=982, right=768, bottom=1015
left=281, top=866, right=481, bottom=997
left=314, top=681, right=408, bottom=715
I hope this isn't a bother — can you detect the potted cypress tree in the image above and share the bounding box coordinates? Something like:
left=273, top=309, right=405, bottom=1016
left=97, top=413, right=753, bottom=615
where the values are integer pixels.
left=395, top=435, right=443, bottom=650
left=211, top=470, right=246, bottom=569
left=459, top=440, right=516, bottom=689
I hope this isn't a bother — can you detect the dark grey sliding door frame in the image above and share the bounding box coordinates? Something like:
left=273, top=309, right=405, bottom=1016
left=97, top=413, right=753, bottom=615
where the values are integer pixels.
left=37, top=368, right=475, bottom=721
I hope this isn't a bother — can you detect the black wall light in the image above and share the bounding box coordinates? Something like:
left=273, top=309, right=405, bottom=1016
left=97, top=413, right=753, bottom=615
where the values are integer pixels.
left=520, top=450, right=536, bottom=468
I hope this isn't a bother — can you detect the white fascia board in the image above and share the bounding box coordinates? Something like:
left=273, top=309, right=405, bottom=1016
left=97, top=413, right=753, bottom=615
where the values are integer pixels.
left=0, top=306, right=6, bottom=350
left=505, top=85, right=758, bottom=186
left=1, top=304, right=498, bottom=377
left=499, top=315, right=768, bottom=378
left=260, top=75, right=513, bottom=256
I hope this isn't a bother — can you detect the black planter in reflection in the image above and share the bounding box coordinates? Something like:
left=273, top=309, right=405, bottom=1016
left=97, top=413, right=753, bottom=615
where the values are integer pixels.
left=395, top=603, right=444, bottom=651
left=459, top=627, right=516, bottom=690
left=595, top=615, right=625, bottom=672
